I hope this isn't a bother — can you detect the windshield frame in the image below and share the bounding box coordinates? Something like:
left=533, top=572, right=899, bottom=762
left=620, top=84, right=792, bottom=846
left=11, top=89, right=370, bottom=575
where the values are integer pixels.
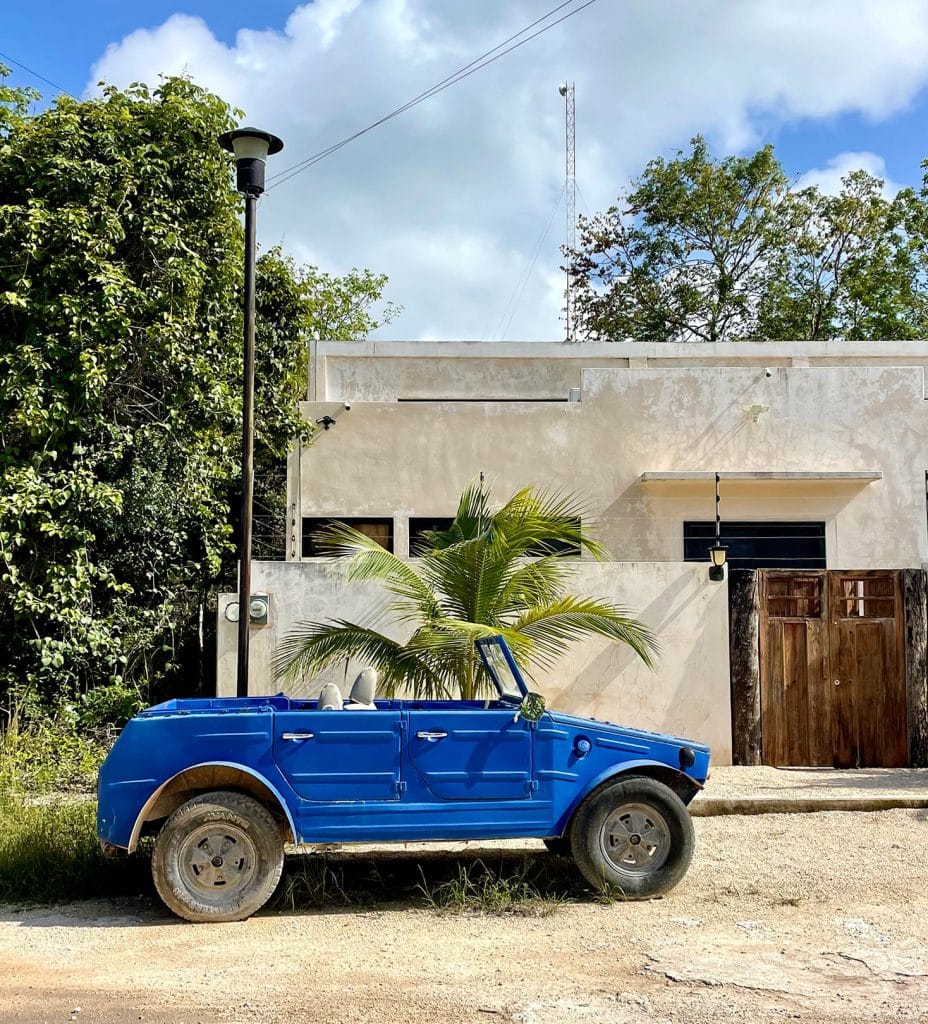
left=476, top=637, right=528, bottom=704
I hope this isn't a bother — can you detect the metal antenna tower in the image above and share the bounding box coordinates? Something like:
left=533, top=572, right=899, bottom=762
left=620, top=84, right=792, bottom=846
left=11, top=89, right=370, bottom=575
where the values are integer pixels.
left=559, top=82, right=577, bottom=341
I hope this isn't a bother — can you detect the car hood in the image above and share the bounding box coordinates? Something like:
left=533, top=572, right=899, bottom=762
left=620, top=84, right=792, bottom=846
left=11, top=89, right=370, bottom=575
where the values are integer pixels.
left=546, top=710, right=710, bottom=754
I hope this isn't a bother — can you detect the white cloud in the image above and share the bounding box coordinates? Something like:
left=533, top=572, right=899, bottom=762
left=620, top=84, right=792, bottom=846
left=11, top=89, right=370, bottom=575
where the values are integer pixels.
left=796, top=152, right=902, bottom=197
left=88, top=0, right=928, bottom=340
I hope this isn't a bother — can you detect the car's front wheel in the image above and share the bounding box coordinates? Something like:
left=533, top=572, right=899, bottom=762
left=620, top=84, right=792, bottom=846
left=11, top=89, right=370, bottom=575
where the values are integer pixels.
left=152, top=790, right=284, bottom=923
left=570, top=776, right=694, bottom=898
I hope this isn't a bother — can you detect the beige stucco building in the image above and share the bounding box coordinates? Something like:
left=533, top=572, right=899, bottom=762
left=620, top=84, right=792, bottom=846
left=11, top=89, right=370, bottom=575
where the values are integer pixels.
left=218, top=340, right=928, bottom=765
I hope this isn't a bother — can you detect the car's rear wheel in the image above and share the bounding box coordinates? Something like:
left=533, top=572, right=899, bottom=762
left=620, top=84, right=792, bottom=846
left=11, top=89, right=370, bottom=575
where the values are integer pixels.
left=570, top=776, right=694, bottom=898
left=152, top=791, right=284, bottom=923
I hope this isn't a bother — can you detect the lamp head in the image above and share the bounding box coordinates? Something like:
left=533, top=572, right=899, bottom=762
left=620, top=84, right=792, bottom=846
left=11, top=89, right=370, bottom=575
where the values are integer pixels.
left=218, top=127, right=284, bottom=196
left=708, top=544, right=728, bottom=581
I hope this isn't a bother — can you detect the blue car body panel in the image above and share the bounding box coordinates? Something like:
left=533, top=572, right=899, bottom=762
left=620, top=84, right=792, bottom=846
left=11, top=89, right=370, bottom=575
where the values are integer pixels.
left=97, top=638, right=710, bottom=851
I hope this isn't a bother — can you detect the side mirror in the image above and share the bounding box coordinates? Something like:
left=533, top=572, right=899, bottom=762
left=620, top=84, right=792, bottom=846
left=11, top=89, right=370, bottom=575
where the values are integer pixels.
left=514, top=691, right=546, bottom=723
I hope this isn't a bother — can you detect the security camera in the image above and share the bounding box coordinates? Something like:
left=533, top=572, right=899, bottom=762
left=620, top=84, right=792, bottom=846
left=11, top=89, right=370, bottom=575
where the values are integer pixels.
left=558, top=83, right=568, bottom=96
left=764, top=367, right=774, bottom=378
left=343, top=401, right=351, bottom=411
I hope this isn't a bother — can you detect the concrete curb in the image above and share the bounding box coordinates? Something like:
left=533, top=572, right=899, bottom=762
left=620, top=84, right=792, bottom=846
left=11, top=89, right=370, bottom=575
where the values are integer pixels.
left=690, top=796, right=928, bottom=816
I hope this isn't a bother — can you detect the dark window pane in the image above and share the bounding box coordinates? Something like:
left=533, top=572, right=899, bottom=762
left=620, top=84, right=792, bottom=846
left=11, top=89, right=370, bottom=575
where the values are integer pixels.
left=525, top=517, right=582, bottom=558
left=302, top=517, right=394, bottom=556
left=767, top=576, right=822, bottom=619
left=409, top=517, right=455, bottom=556
left=683, top=521, right=826, bottom=570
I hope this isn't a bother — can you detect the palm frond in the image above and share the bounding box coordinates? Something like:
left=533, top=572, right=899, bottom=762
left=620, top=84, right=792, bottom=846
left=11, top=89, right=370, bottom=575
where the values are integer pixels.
left=315, top=521, right=442, bottom=613
left=272, top=620, right=446, bottom=696
left=511, top=596, right=660, bottom=672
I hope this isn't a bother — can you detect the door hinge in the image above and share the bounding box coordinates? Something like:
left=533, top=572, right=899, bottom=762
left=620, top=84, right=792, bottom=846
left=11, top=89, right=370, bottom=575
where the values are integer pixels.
left=394, top=779, right=407, bottom=794
left=527, top=779, right=539, bottom=793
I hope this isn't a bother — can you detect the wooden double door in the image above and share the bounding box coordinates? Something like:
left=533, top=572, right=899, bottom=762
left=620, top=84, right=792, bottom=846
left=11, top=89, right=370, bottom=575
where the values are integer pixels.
left=758, top=570, right=908, bottom=768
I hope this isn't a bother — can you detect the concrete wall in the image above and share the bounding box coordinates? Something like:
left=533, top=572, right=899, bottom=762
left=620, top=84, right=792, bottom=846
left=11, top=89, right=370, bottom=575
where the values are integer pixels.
left=217, top=559, right=733, bottom=763
left=295, top=356, right=928, bottom=568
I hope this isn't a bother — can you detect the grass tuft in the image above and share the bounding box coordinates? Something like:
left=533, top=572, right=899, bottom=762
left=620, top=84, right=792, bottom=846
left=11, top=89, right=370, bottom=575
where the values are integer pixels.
left=418, top=859, right=570, bottom=917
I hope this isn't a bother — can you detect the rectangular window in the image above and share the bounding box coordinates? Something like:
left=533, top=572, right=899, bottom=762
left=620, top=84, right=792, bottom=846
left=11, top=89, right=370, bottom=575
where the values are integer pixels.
left=526, top=517, right=581, bottom=558
left=836, top=576, right=896, bottom=619
left=407, top=516, right=581, bottom=557
left=409, top=517, right=455, bottom=556
left=766, top=576, right=823, bottom=619
left=302, top=517, right=394, bottom=556
left=683, top=521, right=826, bottom=570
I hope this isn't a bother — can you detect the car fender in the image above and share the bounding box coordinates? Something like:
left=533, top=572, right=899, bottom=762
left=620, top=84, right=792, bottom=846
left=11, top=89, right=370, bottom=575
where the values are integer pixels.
left=554, top=758, right=701, bottom=835
left=126, top=760, right=298, bottom=853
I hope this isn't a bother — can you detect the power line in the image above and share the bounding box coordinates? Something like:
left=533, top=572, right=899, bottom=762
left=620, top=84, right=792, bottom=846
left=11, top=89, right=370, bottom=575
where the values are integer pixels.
left=0, top=50, right=76, bottom=100
left=267, top=0, right=600, bottom=192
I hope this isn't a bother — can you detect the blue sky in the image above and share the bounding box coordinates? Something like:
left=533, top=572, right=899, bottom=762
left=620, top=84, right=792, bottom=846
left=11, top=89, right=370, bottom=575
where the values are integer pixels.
left=5, top=1, right=928, bottom=339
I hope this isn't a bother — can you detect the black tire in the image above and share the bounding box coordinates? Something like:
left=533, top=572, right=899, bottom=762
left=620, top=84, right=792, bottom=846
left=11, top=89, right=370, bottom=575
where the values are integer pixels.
left=543, top=837, right=572, bottom=857
left=569, top=776, right=694, bottom=899
left=152, top=790, right=284, bottom=923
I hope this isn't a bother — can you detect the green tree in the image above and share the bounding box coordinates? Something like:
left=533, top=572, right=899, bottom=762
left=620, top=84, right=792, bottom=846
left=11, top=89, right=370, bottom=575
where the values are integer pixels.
left=568, top=137, right=928, bottom=342
left=0, top=71, right=395, bottom=715
left=569, top=137, right=791, bottom=342
left=757, top=171, right=923, bottom=340
left=274, top=480, right=659, bottom=700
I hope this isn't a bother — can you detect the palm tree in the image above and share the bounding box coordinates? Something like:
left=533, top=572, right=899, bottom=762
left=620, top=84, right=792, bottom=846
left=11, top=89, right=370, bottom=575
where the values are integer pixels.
left=274, top=480, right=659, bottom=699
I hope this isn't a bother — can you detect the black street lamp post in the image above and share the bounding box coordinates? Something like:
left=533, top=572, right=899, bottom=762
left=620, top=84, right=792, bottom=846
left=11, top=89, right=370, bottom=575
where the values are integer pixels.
left=218, top=127, right=284, bottom=698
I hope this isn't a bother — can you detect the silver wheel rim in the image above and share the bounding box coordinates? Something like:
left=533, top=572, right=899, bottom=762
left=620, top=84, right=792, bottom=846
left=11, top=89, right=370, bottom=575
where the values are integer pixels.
left=177, top=823, right=258, bottom=902
left=599, top=802, right=671, bottom=875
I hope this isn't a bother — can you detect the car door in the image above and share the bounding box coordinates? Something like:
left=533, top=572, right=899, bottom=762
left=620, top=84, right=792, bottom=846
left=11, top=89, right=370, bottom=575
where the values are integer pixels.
left=272, top=709, right=403, bottom=801
left=406, top=707, right=534, bottom=801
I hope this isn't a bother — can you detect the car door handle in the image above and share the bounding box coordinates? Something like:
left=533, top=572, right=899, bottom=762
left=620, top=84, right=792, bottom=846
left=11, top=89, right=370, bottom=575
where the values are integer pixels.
left=281, top=732, right=315, bottom=741
left=416, top=731, right=448, bottom=741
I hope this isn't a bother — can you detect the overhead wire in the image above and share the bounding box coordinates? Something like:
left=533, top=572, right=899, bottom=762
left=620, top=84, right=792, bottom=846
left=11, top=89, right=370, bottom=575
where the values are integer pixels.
left=266, top=0, right=600, bottom=191
left=491, top=185, right=565, bottom=341
left=0, top=49, right=76, bottom=100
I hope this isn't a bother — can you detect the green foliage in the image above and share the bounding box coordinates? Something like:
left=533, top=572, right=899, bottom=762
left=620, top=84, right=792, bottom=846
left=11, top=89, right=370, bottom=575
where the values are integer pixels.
left=569, top=136, right=928, bottom=342
left=0, top=712, right=108, bottom=795
left=0, top=794, right=146, bottom=903
left=0, top=70, right=396, bottom=715
left=275, top=479, right=659, bottom=700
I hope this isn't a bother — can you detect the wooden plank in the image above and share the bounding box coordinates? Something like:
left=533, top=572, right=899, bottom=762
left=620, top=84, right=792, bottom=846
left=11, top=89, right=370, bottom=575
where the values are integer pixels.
left=728, top=570, right=762, bottom=765
left=805, top=614, right=832, bottom=767
left=904, top=568, right=928, bottom=768
left=884, top=571, right=909, bottom=767
left=761, top=602, right=787, bottom=766
left=829, top=574, right=858, bottom=768
left=856, top=619, right=883, bottom=767
left=782, top=620, right=809, bottom=764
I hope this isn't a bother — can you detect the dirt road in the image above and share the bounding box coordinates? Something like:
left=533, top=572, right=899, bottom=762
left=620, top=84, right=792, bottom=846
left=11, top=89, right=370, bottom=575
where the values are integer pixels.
left=2, top=808, right=927, bottom=1024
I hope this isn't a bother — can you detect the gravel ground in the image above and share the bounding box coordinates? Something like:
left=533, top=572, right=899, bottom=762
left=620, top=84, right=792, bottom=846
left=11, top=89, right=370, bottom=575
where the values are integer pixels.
left=692, top=766, right=928, bottom=802
left=2, top=808, right=928, bottom=1024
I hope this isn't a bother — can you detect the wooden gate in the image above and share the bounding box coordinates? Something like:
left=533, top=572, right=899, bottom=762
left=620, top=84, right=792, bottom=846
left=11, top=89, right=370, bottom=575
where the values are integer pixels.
left=758, top=570, right=908, bottom=768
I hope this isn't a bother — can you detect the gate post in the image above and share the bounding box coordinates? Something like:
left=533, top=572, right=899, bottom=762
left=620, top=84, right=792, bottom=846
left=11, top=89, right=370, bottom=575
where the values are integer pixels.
left=903, top=568, right=928, bottom=768
left=729, top=569, right=762, bottom=765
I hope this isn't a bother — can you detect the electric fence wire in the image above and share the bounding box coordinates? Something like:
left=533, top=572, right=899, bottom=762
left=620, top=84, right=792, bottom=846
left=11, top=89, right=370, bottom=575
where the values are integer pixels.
left=266, top=0, right=601, bottom=192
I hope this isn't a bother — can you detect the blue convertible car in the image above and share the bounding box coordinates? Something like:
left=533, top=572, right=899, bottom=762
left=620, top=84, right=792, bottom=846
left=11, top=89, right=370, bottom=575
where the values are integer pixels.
left=98, top=636, right=710, bottom=921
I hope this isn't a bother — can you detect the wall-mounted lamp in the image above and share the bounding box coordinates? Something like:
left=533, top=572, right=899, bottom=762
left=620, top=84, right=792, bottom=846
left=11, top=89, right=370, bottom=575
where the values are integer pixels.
left=709, top=471, right=727, bottom=581
left=743, top=403, right=770, bottom=424
left=708, top=543, right=728, bottom=582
